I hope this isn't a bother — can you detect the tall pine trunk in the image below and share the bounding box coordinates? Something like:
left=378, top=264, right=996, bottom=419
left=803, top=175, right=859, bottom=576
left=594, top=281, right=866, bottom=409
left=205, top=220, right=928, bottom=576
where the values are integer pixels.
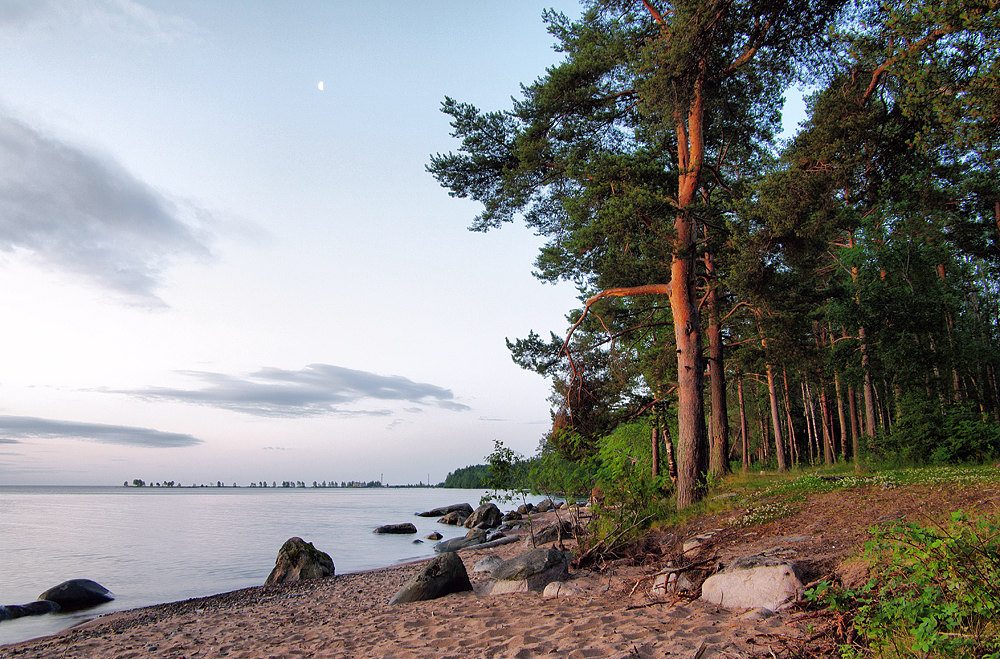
left=706, top=252, right=730, bottom=479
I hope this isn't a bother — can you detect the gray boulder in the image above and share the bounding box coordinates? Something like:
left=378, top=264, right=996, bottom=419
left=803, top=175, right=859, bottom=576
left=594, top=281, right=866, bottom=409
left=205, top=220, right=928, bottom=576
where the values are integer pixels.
left=389, top=552, right=472, bottom=604
left=264, top=537, right=335, bottom=586
left=525, top=520, right=576, bottom=547
left=473, top=555, right=504, bottom=573
left=534, top=499, right=555, bottom=513
left=501, top=511, right=522, bottom=522
left=434, top=535, right=487, bottom=553
left=700, top=554, right=804, bottom=611
left=416, top=503, right=473, bottom=518
left=463, top=502, right=502, bottom=529
left=37, top=579, right=113, bottom=612
left=516, top=503, right=535, bottom=515
left=0, top=600, right=61, bottom=621
left=488, top=548, right=571, bottom=595
left=374, top=523, right=417, bottom=534
left=437, top=510, right=469, bottom=525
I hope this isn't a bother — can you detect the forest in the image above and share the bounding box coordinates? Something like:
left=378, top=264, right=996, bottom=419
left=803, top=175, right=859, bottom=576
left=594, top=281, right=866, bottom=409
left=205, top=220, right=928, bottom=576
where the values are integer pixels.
left=429, top=0, right=1000, bottom=511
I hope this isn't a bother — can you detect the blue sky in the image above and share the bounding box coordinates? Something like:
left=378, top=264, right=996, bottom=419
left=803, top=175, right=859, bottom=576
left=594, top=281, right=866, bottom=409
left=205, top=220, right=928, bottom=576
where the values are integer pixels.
left=0, top=1, right=590, bottom=485
left=0, top=1, right=807, bottom=486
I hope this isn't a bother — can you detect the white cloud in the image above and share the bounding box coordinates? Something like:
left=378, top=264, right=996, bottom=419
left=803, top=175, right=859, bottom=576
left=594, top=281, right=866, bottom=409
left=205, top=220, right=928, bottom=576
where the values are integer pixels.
left=112, top=363, right=472, bottom=417
left=0, top=113, right=214, bottom=306
left=0, top=415, right=202, bottom=448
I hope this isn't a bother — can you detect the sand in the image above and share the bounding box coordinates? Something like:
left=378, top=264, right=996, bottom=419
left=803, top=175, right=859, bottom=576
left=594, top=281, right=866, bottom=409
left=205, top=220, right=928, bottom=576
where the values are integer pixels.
left=0, top=515, right=808, bottom=659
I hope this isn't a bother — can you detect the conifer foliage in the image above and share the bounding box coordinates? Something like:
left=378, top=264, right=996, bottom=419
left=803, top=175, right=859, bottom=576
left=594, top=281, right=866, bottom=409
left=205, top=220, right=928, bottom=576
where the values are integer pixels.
left=429, top=0, right=1000, bottom=509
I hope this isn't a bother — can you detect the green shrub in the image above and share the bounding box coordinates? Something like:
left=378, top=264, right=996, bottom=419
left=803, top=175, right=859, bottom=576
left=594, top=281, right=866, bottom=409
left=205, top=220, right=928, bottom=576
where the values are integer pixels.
left=872, top=397, right=1000, bottom=467
left=809, top=511, right=1000, bottom=657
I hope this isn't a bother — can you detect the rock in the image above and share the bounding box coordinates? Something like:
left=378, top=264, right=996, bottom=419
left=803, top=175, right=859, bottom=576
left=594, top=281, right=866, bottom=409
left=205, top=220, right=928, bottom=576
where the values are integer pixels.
left=264, top=537, right=335, bottom=586
left=473, top=556, right=504, bottom=573
left=374, top=523, right=418, bottom=534
left=437, top=510, right=469, bottom=525
left=700, top=558, right=804, bottom=611
left=652, top=570, right=696, bottom=595
left=534, top=499, right=555, bottom=513
left=434, top=535, right=487, bottom=553
left=485, top=530, right=506, bottom=542
left=488, top=548, right=571, bottom=595
left=37, top=579, right=114, bottom=611
left=389, top=552, right=472, bottom=604
left=542, top=581, right=581, bottom=599
left=0, top=601, right=59, bottom=621
left=739, top=607, right=776, bottom=621
left=426, top=532, right=443, bottom=540
left=464, top=528, right=488, bottom=541
left=501, top=511, right=522, bottom=522
left=682, top=532, right=717, bottom=554
left=412, top=539, right=424, bottom=544
left=463, top=502, right=502, bottom=529
left=516, top=503, right=535, bottom=515
left=525, top=520, right=575, bottom=547
left=416, top=503, right=473, bottom=518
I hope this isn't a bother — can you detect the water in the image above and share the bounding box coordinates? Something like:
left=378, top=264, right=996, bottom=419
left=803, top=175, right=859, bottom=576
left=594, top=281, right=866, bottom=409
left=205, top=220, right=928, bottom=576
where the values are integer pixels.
left=0, top=486, right=493, bottom=645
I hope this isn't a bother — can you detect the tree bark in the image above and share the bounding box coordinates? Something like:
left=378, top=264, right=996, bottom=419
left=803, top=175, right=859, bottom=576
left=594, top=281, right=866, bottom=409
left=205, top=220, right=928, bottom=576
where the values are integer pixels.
left=737, top=368, right=750, bottom=472
left=766, top=363, right=788, bottom=471
left=705, top=251, right=730, bottom=479
left=781, top=368, right=798, bottom=467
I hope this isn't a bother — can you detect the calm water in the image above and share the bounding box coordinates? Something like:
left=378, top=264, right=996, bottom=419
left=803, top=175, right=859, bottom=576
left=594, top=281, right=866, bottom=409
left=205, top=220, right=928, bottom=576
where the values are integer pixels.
left=0, top=486, right=493, bottom=645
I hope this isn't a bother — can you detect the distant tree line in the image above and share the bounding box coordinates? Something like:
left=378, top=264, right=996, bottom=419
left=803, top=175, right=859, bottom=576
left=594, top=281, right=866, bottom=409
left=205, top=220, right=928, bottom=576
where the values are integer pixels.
left=441, top=465, right=491, bottom=488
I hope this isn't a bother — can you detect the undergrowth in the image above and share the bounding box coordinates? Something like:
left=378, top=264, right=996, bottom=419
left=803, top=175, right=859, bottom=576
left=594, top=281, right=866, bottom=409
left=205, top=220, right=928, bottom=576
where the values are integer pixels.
left=808, top=511, right=1000, bottom=658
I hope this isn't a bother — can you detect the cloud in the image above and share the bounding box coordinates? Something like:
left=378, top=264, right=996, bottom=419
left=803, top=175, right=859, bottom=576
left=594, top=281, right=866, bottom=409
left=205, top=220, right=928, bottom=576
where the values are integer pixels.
left=0, top=0, right=195, bottom=44
left=115, top=363, right=471, bottom=417
left=0, top=438, right=19, bottom=444
left=0, top=415, right=202, bottom=448
left=0, top=113, right=213, bottom=306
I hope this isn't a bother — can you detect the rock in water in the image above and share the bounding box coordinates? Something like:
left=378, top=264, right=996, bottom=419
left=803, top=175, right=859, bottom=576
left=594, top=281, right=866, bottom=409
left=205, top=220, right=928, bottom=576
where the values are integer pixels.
left=37, top=579, right=113, bottom=611
left=389, top=552, right=472, bottom=604
left=463, top=502, right=502, bottom=529
left=373, top=523, right=418, bottom=534
left=264, top=537, right=335, bottom=586
left=416, top=503, right=473, bottom=518
left=437, top=510, right=469, bottom=525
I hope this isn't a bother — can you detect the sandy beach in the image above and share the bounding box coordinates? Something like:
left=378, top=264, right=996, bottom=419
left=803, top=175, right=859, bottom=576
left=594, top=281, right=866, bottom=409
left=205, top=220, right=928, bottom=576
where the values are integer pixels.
left=0, top=511, right=810, bottom=659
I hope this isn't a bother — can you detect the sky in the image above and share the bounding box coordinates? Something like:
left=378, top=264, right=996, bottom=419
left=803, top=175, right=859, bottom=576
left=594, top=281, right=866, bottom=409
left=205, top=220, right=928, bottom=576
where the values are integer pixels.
left=0, top=1, right=808, bottom=487
left=0, top=0, right=596, bottom=486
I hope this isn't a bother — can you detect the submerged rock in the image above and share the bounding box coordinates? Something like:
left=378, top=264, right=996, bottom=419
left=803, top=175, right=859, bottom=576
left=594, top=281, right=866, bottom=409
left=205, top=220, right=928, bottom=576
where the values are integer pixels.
left=264, top=537, right=335, bottom=586
left=374, top=523, right=417, bottom=534
left=416, top=503, right=473, bottom=518
left=37, top=579, right=113, bottom=612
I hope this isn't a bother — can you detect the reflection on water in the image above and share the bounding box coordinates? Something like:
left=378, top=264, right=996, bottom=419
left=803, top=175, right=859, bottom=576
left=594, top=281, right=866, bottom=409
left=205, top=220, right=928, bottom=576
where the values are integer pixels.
left=0, top=486, right=491, bottom=645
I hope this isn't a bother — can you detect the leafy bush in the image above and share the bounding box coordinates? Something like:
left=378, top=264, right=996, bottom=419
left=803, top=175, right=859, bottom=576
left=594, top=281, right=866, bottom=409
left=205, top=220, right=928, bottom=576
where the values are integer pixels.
left=872, top=396, right=1000, bottom=466
left=809, top=511, right=1000, bottom=657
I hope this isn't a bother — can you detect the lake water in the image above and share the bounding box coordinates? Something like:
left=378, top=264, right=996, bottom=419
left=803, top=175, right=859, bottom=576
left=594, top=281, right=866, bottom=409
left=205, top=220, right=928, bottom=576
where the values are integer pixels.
left=0, top=486, right=495, bottom=645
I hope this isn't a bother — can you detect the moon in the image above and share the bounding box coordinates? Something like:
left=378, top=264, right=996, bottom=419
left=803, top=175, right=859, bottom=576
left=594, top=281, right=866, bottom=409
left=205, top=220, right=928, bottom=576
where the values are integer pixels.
left=317, top=81, right=324, bottom=91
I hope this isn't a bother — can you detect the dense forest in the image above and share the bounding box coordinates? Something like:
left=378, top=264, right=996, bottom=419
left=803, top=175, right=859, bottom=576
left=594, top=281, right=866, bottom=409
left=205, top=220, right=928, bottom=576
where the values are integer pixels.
left=430, top=0, right=1000, bottom=510
left=441, top=464, right=491, bottom=488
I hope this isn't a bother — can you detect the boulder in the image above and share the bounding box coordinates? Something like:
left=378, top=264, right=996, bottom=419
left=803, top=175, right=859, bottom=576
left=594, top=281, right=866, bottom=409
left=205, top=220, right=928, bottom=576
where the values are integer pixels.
left=542, top=581, right=581, bottom=599
left=485, top=530, right=506, bottom=542
left=525, top=520, right=575, bottom=547
left=488, top=548, right=571, bottom=595
left=652, top=569, right=696, bottom=595
left=389, top=552, right=472, bottom=604
left=37, top=579, right=114, bottom=611
left=264, top=537, right=335, bottom=586
left=516, top=503, right=535, bottom=515
left=463, top=503, right=502, bottom=529
left=700, top=555, right=804, bottom=611
left=501, top=511, right=522, bottom=522
left=437, top=510, right=469, bottom=525
left=374, top=523, right=418, bottom=534
left=426, top=532, right=443, bottom=540
left=434, top=535, right=487, bottom=553
left=473, top=555, right=504, bottom=573
left=0, top=600, right=61, bottom=621
left=534, top=499, right=555, bottom=513
left=416, top=503, right=473, bottom=518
